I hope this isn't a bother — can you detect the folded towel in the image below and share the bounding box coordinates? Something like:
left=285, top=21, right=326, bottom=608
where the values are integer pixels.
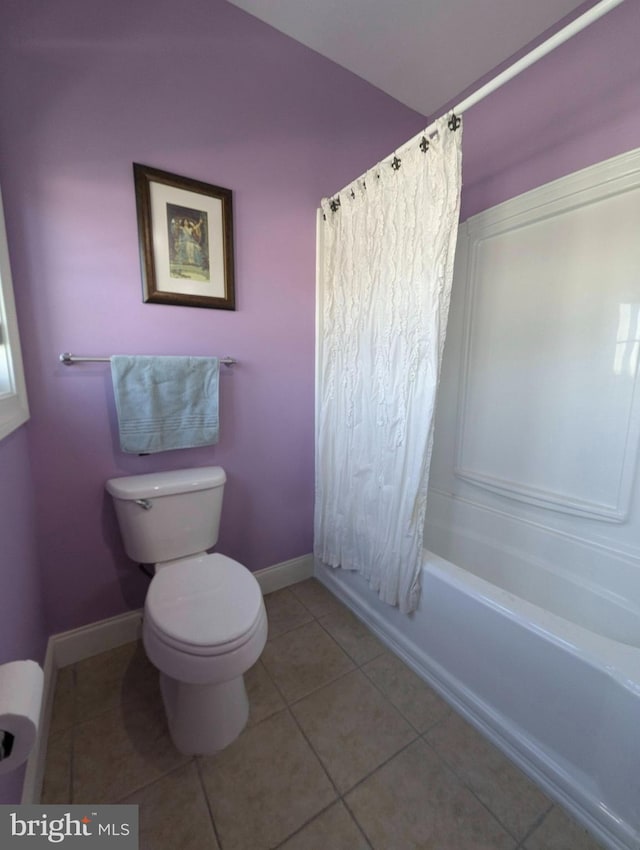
left=111, top=355, right=220, bottom=454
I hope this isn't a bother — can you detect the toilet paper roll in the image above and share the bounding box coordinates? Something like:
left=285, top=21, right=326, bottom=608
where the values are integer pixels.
left=0, top=660, right=44, bottom=776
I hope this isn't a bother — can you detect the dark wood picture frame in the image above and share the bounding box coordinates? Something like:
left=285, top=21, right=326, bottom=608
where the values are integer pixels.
left=133, top=163, right=235, bottom=310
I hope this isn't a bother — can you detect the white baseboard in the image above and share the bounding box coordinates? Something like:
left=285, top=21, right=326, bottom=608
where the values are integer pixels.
left=52, top=610, right=144, bottom=670
left=20, top=552, right=313, bottom=804
left=254, top=553, right=314, bottom=594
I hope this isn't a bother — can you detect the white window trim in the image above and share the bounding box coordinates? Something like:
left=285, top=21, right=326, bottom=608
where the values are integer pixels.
left=0, top=185, right=29, bottom=441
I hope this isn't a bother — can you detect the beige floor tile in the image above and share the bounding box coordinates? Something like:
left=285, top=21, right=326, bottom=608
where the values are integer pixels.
left=279, top=801, right=370, bottom=850
left=264, top=588, right=313, bottom=639
left=524, top=806, right=606, bottom=850
left=72, top=699, right=190, bottom=804
left=199, top=710, right=336, bottom=850
left=74, top=641, right=157, bottom=722
left=292, top=670, right=416, bottom=792
left=346, top=739, right=515, bottom=850
left=362, top=652, right=451, bottom=732
left=426, top=712, right=550, bottom=841
left=262, top=620, right=354, bottom=703
left=319, top=607, right=385, bottom=665
left=245, top=660, right=285, bottom=727
left=41, top=730, right=72, bottom=804
left=49, top=666, right=75, bottom=735
left=121, top=762, right=219, bottom=850
left=289, top=578, right=346, bottom=617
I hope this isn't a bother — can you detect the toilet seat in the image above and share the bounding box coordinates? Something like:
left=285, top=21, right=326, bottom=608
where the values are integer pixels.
left=145, top=605, right=267, bottom=658
left=145, top=553, right=264, bottom=656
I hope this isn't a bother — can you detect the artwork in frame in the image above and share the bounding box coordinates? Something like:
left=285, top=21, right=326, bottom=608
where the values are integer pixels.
left=133, top=163, right=235, bottom=310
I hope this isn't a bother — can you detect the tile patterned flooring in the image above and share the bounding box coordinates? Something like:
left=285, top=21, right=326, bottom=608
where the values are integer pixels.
left=42, top=578, right=605, bottom=849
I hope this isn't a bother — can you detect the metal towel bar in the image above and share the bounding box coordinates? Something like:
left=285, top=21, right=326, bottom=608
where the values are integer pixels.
left=59, top=352, right=237, bottom=367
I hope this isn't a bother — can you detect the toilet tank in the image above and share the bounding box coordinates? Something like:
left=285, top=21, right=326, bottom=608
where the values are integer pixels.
left=106, top=467, right=226, bottom=564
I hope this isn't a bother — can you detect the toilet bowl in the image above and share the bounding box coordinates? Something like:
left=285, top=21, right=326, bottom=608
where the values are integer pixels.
left=143, top=553, right=268, bottom=754
left=105, top=467, right=269, bottom=755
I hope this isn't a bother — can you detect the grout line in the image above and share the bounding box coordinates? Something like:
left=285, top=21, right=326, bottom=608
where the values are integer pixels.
left=261, top=615, right=357, bottom=703
left=270, top=799, right=342, bottom=849
left=68, top=666, right=77, bottom=804
left=340, top=795, right=375, bottom=849
left=256, top=644, right=344, bottom=802
left=419, top=731, right=542, bottom=845
left=269, top=793, right=375, bottom=850
left=340, top=735, right=421, bottom=798
left=314, top=611, right=387, bottom=670
left=515, top=801, right=555, bottom=848
left=261, top=614, right=359, bottom=707
left=264, top=618, right=315, bottom=643
left=285, top=664, right=357, bottom=708
left=357, top=658, right=431, bottom=737
left=355, top=645, right=457, bottom=740
left=68, top=727, right=76, bottom=804
left=264, top=617, right=320, bottom=646
left=194, top=757, right=225, bottom=850
left=257, top=637, right=379, bottom=847
left=284, top=705, right=342, bottom=799
left=287, top=579, right=345, bottom=621
left=273, top=698, right=419, bottom=849
left=253, top=647, right=292, bottom=702
left=418, top=709, right=452, bottom=736
left=253, top=656, right=350, bottom=846
left=263, top=590, right=315, bottom=641
left=421, top=733, right=515, bottom=839
left=111, top=758, right=195, bottom=805
left=266, top=586, right=391, bottom=707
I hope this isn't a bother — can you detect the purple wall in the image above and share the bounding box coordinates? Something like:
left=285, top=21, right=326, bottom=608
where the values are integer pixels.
left=0, top=0, right=425, bottom=634
left=457, top=0, right=640, bottom=220
left=0, top=429, right=47, bottom=803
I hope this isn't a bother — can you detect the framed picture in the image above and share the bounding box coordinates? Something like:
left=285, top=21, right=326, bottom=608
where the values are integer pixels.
left=133, top=163, right=235, bottom=310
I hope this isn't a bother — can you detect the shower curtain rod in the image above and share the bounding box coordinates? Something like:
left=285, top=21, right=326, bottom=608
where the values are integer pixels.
left=451, top=0, right=624, bottom=116
left=328, top=0, right=624, bottom=198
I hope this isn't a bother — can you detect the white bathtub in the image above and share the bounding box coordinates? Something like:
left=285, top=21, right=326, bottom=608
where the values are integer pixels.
left=315, top=550, right=640, bottom=850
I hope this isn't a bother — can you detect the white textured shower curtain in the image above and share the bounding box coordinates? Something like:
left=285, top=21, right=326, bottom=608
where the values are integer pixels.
left=315, top=115, right=462, bottom=613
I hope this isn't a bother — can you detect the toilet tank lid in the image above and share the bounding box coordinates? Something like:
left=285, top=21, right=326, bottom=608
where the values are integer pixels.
left=106, top=466, right=226, bottom=500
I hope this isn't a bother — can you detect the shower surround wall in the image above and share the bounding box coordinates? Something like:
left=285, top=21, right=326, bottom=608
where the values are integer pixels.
left=0, top=0, right=425, bottom=635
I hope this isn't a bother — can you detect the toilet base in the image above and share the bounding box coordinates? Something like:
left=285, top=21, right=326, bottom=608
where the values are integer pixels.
left=160, top=672, right=249, bottom=755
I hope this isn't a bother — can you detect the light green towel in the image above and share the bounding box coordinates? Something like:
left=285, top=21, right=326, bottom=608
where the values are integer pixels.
left=111, top=355, right=219, bottom=454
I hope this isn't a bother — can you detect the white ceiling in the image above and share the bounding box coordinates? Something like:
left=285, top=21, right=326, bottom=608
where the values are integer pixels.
left=227, top=0, right=592, bottom=117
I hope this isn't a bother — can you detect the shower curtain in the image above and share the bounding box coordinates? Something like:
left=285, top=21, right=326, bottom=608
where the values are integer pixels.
left=315, top=115, right=462, bottom=613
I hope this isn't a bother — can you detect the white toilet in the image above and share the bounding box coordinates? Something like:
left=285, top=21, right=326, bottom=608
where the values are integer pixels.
left=105, top=466, right=268, bottom=755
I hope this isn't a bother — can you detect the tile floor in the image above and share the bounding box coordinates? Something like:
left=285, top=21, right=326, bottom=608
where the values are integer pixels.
left=42, top=578, right=605, bottom=849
